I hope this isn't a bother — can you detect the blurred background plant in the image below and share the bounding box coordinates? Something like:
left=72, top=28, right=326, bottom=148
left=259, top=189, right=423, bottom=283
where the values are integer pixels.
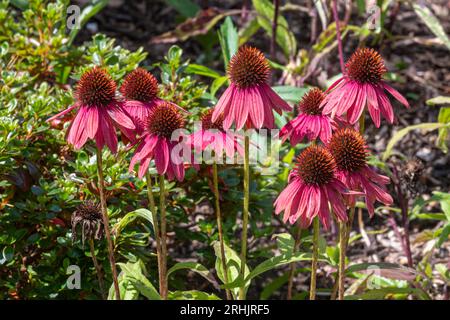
left=0, top=0, right=449, bottom=300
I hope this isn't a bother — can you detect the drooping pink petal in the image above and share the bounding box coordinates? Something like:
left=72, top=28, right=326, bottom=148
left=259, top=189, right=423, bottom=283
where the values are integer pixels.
left=377, top=89, right=394, bottom=124
left=154, top=137, right=169, bottom=175
left=382, top=82, right=409, bottom=108
left=213, top=85, right=234, bottom=125
left=86, top=107, right=99, bottom=139
left=107, top=104, right=135, bottom=129
left=99, top=110, right=118, bottom=153
left=248, top=87, right=264, bottom=128
left=347, top=83, right=367, bottom=124
left=235, top=88, right=249, bottom=130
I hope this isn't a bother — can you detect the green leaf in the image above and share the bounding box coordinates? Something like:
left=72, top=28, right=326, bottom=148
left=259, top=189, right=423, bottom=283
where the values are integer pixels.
left=210, top=76, right=228, bottom=97
left=185, top=64, right=221, bottom=78
left=246, top=252, right=313, bottom=283
left=108, top=261, right=160, bottom=300
left=437, top=223, right=450, bottom=248
left=218, top=17, right=238, bottom=70
left=437, top=107, right=450, bottom=153
left=346, top=262, right=418, bottom=281
left=345, top=287, right=429, bottom=300
left=426, top=96, right=450, bottom=106
left=271, top=86, right=309, bottom=103
left=239, top=19, right=261, bottom=45
left=167, top=262, right=218, bottom=288
left=273, top=233, right=295, bottom=255
left=413, top=3, right=450, bottom=51
left=68, top=0, right=109, bottom=46
left=165, top=0, right=200, bottom=18
left=10, top=0, right=28, bottom=10
left=113, top=208, right=154, bottom=238
left=383, top=123, right=450, bottom=160
left=118, top=261, right=161, bottom=300
left=252, top=0, right=297, bottom=58
left=212, top=241, right=249, bottom=299
left=169, top=290, right=221, bottom=300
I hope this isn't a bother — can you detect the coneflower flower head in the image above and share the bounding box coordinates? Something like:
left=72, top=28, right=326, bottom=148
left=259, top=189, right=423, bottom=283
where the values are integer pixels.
left=280, top=88, right=335, bottom=144
left=212, top=46, right=291, bottom=130
left=328, top=127, right=368, bottom=172
left=298, top=88, right=326, bottom=115
left=295, top=144, right=335, bottom=186
left=201, top=109, right=224, bottom=131
left=321, top=48, right=409, bottom=127
left=76, top=67, right=117, bottom=107
left=47, top=67, right=135, bottom=153
left=119, top=68, right=163, bottom=138
left=228, top=46, right=270, bottom=88
left=120, top=68, right=159, bottom=103
left=129, top=102, right=187, bottom=181
left=346, top=48, right=387, bottom=85
left=328, top=128, right=393, bottom=216
left=274, top=145, right=352, bottom=229
left=147, top=102, right=185, bottom=137
left=71, top=201, right=104, bottom=246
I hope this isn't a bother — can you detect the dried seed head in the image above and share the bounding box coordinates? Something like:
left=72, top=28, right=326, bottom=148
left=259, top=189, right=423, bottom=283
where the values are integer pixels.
left=146, top=102, right=185, bottom=138
left=328, top=128, right=368, bottom=172
left=120, top=68, right=159, bottom=102
left=71, top=201, right=104, bottom=245
left=76, top=67, right=116, bottom=107
left=295, top=145, right=336, bottom=186
left=298, top=88, right=326, bottom=115
left=201, top=109, right=224, bottom=130
left=228, top=46, right=270, bottom=88
left=346, top=48, right=387, bottom=84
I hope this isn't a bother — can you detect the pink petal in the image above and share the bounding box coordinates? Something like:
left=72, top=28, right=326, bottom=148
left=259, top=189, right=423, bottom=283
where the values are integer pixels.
left=154, top=138, right=169, bottom=175
left=213, top=85, right=234, bottom=124
left=383, top=82, right=409, bottom=108
left=248, top=87, right=264, bottom=128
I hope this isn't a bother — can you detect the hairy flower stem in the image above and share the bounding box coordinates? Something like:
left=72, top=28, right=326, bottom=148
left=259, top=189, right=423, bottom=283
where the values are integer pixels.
left=213, top=162, right=232, bottom=300
left=338, top=222, right=346, bottom=300
left=331, top=207, right=355, bottom=300
left=239, top=135, right=250, bottom=300
left=95, top=147, right=120, bottom=300
left=332, top=0, right=345, bottom=74
left=159, top=175, right=168, bottom=299
left=287, top=225, right=302, bottom=300
left=310, top=217, right=320, bottom=300
left=145, top=171, right=163, bottom=297
left=89, top=239, right=106, bottom=299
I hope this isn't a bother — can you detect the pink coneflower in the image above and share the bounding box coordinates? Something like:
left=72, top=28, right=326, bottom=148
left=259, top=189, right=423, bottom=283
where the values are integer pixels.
left=120, top=68, right=161, bottom=135
left=328, top=127, right=393, bottom=215
left=321, top=48, right=409, bottom=127
left=47, top=67, right=135, bottom=153
left=188, top=109, right=244, bottom=160
left=129, top=102, right=186, bottom=181
left=212, top=46, right=291, bottom=130
left=274, top=145, right=350, bottom=229
left=280, top=88, right=334, bottom=144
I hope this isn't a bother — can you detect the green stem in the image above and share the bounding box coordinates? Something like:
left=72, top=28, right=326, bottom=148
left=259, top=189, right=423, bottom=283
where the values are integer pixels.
left=146, top=171, right=163, bottom=297
left=239, top=135, right=250, bottom=300
left=310, top=217, right=319, bottom=300
left=89, top=238, right=106, bottom=300
left=338, top=222, right=346, bottom=300
left=159, top=175, right=168, bottom=300
left=287, top=224, right=302, bottom=300
left=95, top=147, right=120, bottom=300
left=213, top=162, right=232, bottom=300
